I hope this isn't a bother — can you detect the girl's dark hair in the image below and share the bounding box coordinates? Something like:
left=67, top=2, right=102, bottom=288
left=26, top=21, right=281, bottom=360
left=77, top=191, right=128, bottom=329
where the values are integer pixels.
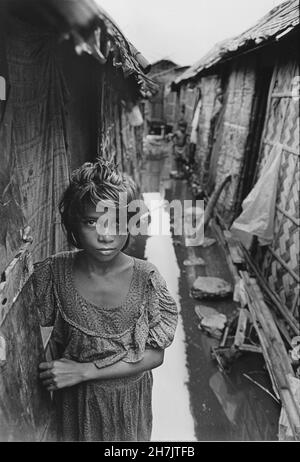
left=59, top=158, right=138, bottom=249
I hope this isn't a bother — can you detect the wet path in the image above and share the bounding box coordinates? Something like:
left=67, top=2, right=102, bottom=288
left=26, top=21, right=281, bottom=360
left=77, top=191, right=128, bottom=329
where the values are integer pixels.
left=143, top=192, right=195, bottom=441
left=127, top=147, right=280, bottom=441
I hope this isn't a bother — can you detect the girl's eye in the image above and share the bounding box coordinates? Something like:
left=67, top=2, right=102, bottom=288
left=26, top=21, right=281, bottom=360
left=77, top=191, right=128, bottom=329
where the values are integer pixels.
left=83, top=219, right=97, bottom=227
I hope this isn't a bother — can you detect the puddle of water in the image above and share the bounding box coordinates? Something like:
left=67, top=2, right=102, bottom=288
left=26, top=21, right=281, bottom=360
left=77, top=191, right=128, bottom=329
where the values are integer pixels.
left=139, top=152, right=280, bottom=441
left=143, top=192, right=196, bottom=442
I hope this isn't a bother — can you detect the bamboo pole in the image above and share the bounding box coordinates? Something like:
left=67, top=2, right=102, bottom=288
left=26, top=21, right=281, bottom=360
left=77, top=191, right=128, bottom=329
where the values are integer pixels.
left=267, top=247, right=300, bottom=284
left=241, top=245, right=299, bottom=334
left=240, top=270, right=300, bottom=439
left=243, top=373, right=280, bottom=403
left=291, top=287, right=299, bottom=318
left=276, top=205, right=300, bottom=226
left=241, top=275, right=280, bottom=397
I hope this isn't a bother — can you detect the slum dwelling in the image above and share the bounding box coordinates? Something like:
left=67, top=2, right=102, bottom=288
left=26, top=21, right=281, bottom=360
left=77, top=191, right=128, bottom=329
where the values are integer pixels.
left=0, top=0, right=156, bottom=441
left=142, top=59, right=189, bottom=162
left=144, top=59, right=189, bottom=136
left=171, top=0, right=300, bottom=440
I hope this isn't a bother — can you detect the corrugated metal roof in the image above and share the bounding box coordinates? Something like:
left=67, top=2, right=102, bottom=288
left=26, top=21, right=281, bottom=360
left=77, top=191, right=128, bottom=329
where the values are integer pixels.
left=174, top=0, right=299, bottom=87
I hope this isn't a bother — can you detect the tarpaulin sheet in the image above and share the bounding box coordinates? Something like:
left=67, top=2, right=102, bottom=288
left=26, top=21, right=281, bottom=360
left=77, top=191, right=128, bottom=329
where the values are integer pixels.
left=0, top=17, right=70, bottom=274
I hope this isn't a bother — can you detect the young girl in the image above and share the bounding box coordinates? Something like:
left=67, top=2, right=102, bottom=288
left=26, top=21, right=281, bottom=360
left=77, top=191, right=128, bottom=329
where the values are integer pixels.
left=32, top=158, right=178, bottom=442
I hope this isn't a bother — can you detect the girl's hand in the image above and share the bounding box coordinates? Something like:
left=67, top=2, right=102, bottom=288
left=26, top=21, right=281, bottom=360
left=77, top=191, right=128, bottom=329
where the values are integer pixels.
left=39, top=358, right=90, bottom=391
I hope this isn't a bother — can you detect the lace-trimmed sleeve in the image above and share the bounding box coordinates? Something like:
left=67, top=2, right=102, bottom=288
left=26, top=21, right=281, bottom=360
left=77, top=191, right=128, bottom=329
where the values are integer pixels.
left=145, top=267, right=178, bottom=350
left=32, top=257, right=56, bottom=327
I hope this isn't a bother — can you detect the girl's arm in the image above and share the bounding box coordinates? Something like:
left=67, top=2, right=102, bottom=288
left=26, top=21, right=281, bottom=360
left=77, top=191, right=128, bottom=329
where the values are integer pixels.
left=39, top=348, right=164, bottom=391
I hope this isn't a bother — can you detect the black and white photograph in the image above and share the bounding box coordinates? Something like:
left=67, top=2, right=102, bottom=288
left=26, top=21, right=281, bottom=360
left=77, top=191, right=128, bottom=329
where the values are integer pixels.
left=0, top=0, right=299, bottom=445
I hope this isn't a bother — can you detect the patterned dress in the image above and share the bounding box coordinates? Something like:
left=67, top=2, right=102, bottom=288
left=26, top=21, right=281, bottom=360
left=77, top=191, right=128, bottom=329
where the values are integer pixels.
left=32, top=251, right=178, bottom=442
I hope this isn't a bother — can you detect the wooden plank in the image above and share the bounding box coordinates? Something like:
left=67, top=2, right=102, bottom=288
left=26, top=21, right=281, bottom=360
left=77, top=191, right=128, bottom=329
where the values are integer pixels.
left=0, top=243, right=33, bottom=327
left=291, top=287, right=299, bottom=318
left=234, top=308, right=248, bottom=348
left=274, top=317, right=293, bottom=347
left=240, top=271, right=300, bottom=440
left=223, top=230, right=245, bottom=264
left=220, top=325, right=230, bottom=348
left=242, top=282, right=280, bottom=398
left=247, top=277, right=294, bottom=375
left=239, top=344, right=262, bottom=354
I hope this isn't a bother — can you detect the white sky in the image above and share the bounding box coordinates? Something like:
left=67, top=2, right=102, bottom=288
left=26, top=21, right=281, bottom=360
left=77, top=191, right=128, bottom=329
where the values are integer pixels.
left=98, top=0, right=288, bottom=66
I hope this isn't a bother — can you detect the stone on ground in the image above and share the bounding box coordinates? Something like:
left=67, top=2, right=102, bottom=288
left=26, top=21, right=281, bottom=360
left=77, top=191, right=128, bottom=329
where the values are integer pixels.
left=195, top=305, right=227, bottom=339
left=183, top=256, right=205, bottom=266
left=191, top=276, right=232, bottom=299
left=194, top=304, right=219, bottom=320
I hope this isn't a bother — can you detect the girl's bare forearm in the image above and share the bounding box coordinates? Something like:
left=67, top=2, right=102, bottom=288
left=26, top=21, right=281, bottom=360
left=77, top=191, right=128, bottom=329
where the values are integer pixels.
left=83, top=348, right=164, bottom=382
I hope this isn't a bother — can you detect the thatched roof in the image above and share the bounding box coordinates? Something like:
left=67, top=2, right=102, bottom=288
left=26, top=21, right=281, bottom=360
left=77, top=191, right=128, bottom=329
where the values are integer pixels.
left=5, top=0, right=157, bottom=98
left=173, top=0, right=299, bottom=88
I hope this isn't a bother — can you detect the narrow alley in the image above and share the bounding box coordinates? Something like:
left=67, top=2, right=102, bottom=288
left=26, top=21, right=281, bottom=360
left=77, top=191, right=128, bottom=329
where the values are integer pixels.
left=0, top=0, right=299, bottom=444
left=127, top=147, right=280, bottom=441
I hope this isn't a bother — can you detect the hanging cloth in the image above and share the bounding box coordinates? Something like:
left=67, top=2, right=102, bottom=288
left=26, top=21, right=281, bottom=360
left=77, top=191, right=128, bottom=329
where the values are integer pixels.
left=231, top=144, right=283, bottom=246
left=190, top=99, right=202, bottom=144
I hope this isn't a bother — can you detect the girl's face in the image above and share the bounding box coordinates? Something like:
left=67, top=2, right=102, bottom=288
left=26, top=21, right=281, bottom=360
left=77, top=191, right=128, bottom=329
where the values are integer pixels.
left=76, top=202, right=128, bottom=262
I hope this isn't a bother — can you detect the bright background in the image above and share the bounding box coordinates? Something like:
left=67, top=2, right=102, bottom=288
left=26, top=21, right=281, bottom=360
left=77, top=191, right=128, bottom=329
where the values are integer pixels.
left=97, top=0, right=287, bottom=66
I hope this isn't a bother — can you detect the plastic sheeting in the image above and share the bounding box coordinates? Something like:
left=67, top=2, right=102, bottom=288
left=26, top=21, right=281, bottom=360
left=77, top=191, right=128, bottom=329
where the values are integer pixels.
left=231, top=144, right=282, bottom=247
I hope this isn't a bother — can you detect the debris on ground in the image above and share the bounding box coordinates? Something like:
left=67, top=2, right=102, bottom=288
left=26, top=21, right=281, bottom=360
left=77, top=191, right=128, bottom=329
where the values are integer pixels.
left=200, top=237, right=216, bottom=248
left=170, top=170, right=186, bottom=179
left=211, top=308, right=262, bottom=373
left=183, top=256, right=205, bottom=266
left=191, top=276, right=233, bottom=299
left=195, top=305, right=227, bottom=339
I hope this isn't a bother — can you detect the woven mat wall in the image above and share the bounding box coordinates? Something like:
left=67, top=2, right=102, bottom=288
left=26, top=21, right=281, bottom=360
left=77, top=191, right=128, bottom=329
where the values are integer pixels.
left=209, top=57, right=257, bottom=223
left=97, top=66, right=142, bottom=187
left=196, top=74, right=222, bottom=186
left=257, top=57, right=299, bottom=320
left=0, top=19, right=70, bottom=274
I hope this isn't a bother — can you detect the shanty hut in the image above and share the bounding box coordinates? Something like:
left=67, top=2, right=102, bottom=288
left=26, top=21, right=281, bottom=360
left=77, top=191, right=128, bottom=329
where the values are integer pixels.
left=172, top=0, right=299, bottom=319
left=172, top=0, right=299, bottom=439
left=0, top=0, right=156, bottom=441
left=144, top=59, right=188, bottom=134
